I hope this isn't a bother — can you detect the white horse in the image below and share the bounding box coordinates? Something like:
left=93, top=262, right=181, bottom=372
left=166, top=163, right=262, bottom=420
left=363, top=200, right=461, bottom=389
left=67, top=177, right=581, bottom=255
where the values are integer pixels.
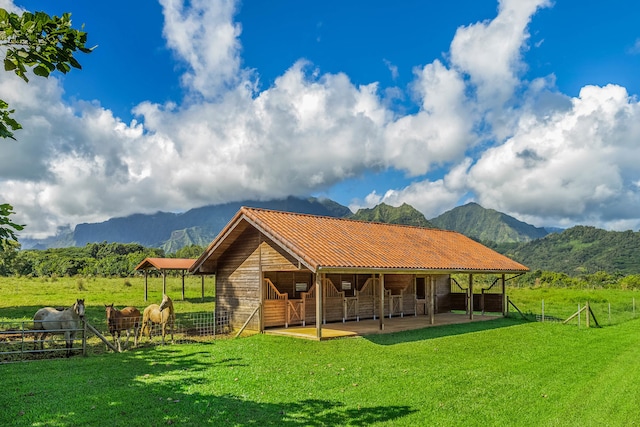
left=33, top=299, right=85, bottom=357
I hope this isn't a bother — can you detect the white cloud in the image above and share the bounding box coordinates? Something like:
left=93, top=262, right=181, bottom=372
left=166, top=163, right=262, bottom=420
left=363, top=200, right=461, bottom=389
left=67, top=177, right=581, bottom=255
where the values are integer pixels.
left=2, top=0, right=640, bottom=240
left=383, top=59, right=399, bottom=80
left=468, top=84, right=640, bottom=229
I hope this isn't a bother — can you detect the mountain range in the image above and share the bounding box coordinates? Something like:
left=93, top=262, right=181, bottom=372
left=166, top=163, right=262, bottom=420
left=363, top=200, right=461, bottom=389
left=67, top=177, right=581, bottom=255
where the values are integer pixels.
left=21, top=197, right=547, bottom=252
left=19, top=197, right=640, bottom=275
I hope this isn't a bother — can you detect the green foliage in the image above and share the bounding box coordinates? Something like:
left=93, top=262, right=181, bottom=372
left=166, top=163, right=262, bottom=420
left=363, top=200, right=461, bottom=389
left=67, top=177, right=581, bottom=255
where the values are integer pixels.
left=503, top=226, right=640, bottom=276
left=0, top=203, right=24, bottom=246
left=1, top=242, right=163, bottom=277
left=430, top=202, right=548, bottom=243
left=174, top=244, right=205, bottom=259
left=350, top=202, right=433, bottom=227
left=0, top=8, right=93, bottom=139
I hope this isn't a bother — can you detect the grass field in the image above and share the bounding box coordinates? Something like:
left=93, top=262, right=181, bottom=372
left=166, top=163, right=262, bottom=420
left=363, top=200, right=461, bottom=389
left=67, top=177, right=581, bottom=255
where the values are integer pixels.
left=1, top=277, right=640, bottom=426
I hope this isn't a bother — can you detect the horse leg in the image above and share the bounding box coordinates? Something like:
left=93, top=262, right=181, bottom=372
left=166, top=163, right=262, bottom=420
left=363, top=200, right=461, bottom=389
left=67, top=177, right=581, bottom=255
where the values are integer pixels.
left=39, top=332, right=48, bottom=350
left=123, top=329, right=130, bottom=349
left=133, top=325, right=139, bottom=347
left=65, top=331, right=72, bottom=357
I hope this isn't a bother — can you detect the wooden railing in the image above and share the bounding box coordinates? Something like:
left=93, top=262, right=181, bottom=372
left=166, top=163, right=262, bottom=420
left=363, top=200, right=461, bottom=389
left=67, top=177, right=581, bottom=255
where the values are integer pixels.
left=264, top=278, right=287, bottom=300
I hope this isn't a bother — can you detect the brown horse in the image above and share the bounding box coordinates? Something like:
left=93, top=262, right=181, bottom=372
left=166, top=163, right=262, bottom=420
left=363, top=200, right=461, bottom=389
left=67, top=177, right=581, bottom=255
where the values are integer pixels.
left=105, top=304, right=141, bottom=352
left=139, top=294, right=175, bottom=344
left=33, top=299, right=85, bottom=357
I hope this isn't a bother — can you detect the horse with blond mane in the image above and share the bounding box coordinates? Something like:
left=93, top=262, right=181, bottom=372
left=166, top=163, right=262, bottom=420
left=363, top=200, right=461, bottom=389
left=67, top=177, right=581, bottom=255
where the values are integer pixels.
left=139, top=294, right=175, bottom=344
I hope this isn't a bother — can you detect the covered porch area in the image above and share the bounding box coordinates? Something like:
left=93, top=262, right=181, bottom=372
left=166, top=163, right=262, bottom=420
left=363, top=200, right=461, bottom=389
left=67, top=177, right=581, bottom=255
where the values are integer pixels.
left=265, top=311, right=502, bottom=340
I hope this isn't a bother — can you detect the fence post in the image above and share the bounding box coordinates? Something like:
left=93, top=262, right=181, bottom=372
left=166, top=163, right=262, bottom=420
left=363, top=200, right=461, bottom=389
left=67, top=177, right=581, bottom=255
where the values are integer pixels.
left=82, top=319, right=87, bottom=356
left=608, top=303, right=611, bottom=324
left=578, top=304, right=581, bottom=328
left=586, top=301, right=590, bottom=328
left=541, top=299, right=545, bottom=322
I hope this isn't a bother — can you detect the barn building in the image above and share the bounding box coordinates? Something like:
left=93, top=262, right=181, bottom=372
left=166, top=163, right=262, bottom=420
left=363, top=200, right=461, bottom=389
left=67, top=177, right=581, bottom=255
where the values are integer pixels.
left=189, top=207, right=528, bottom=339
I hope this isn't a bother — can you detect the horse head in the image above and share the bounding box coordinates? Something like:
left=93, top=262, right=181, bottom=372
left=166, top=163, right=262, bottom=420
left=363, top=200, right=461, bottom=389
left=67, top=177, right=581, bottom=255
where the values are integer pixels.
left=159, top=294, right=173, bottom=312
left=105, top=303, right=115, bottom=327
left=75, top=299, right=86, bottom=318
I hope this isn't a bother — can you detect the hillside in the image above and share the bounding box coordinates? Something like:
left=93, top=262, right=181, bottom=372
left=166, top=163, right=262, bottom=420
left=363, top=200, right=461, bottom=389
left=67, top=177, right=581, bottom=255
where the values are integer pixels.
left=498, top=225, right=640, bottom=275
left=350, top=203, right=433, bottom=227
left=21, top=197, right=352, bottom=252
left=430, top=202, right=549, bottom=243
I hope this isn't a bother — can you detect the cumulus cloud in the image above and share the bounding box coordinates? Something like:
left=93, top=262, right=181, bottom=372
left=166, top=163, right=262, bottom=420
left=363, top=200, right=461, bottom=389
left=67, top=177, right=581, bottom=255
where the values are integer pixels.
left=1, top=0, right=640, bottom=239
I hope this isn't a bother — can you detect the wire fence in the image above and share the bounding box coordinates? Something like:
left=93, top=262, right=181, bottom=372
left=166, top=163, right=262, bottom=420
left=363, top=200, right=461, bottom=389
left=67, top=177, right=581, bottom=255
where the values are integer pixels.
left=507, top=297, right=638, bottom=327
left=0, top=310, right=231, bottom=363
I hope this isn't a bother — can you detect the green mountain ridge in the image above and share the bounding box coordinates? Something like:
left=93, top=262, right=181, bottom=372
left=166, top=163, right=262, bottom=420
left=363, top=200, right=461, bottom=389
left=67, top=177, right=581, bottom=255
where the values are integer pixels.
left=498, top=225, right=640, bottom=275
left=350, top=203, right=433, bottom=227
left=430, top=202, right=549, bottom=243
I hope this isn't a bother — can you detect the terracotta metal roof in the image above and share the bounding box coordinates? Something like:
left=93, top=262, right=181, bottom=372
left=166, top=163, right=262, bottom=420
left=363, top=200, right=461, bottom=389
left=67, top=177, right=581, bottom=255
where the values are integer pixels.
left=135, top=257, right=196, bottom=271
left=191, top=207, right=529, bottom=274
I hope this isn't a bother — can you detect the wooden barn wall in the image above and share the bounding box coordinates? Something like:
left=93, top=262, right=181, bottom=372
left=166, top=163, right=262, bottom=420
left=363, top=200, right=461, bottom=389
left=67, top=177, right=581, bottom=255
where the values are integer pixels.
left=434, top=275, right=452, bottom=313
left=215, top=228, right=262, bottom=331
left=259, top=235, right=301, bottom=272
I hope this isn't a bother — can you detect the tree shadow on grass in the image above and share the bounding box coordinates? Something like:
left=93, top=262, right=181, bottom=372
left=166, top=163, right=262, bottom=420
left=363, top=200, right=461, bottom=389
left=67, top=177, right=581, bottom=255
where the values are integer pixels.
left=363, top=317, right=526, bottom=346
left=5, top=346, right=417, bottom=426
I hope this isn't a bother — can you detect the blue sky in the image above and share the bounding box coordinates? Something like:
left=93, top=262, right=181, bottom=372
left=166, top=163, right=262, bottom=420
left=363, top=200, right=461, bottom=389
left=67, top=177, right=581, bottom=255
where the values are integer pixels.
left=2, top=0, right=640, bottom=238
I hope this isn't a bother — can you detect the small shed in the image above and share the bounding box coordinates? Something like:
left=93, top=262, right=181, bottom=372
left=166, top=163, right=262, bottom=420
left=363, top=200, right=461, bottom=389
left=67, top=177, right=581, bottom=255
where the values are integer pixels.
left=135, top=257, right=198, bottom=301
left=189, top=207, right=529, bottom=339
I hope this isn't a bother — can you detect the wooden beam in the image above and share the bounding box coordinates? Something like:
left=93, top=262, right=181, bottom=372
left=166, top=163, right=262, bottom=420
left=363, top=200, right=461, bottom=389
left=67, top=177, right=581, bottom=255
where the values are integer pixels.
left=316, top=273, right=323, bottom=339
left=501, top=274, right=506, bottom=316
left=469, top=274, right=474, bottom=320
left=429, top=276, right=435, bottom=325
left=379, top=274, right=385, bottom=330
left=181, top=270, right=185, bottom=301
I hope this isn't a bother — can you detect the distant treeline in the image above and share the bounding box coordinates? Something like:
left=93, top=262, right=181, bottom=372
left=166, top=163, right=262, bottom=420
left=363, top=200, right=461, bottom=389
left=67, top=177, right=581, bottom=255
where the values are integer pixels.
left=507, top=270, right=640, bottom=290
left=2, top=241, right=640, bottom=290
left=0, top=241, right=205, bottom=277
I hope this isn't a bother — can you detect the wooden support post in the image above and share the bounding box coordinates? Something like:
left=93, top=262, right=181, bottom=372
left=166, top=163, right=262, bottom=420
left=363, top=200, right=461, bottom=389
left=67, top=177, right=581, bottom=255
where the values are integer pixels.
left=429, top=276, right=435, bottom=325
left=501, top=274, right=506, bottom=316
left=316, top=273, right=323, bottom=339
left=144, top=270, right=148, bottom=301
left=162, top=271, right=167, bottom=295
left=379, top=274, right=385, bottom=331
left=586, top=301, right=590, bottom=328
left=181, top=270, right=186, bottom=301
left=469, top=274, right=474, bottom=320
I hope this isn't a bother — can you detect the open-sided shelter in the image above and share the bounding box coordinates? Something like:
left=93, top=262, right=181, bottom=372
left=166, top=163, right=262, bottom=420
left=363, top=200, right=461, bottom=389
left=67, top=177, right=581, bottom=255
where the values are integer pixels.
left=189, top=207, right=529, bottom=339
left=135, top=257, right=199, bottom=301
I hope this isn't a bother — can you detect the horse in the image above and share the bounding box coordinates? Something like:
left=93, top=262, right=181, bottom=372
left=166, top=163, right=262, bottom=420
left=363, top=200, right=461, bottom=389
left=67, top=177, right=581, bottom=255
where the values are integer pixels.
left=139, top=294, right=175, bottom=345
left=104, top=304, right=141, bottom=352
left=33, top=299, right=85, bottom=357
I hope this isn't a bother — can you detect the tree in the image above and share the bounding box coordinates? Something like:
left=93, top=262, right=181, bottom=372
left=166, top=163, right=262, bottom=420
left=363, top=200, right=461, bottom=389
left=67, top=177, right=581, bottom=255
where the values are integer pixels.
left=0, top=8, right=93, bottom=244
left=0, top=203, right=23, bottom=248
left=0, top=8, right=93, bottom=138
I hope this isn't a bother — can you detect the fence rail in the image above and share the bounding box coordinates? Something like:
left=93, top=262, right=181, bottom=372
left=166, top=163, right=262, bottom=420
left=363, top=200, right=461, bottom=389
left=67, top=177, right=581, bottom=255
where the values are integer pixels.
left=0, top=310, right=230, bottom=363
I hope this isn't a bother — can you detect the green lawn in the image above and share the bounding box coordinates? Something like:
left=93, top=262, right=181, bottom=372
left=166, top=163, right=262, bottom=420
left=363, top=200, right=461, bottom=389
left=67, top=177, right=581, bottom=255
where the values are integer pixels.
left=1, top=277, right=640, bottom=426
left=1, top=317, right=640, bottom=426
